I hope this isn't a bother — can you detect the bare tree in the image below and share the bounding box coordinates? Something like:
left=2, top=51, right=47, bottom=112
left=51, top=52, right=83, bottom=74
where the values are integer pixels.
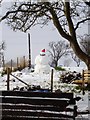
left=64, top=47, right=82, bottom=67
left=48, top=41, right=69, bottom=67
left=0, top=41, right=5, bottom=67
left=70, top=51, right=81, bottom=67
left=0, top=1, right=90, bottom=69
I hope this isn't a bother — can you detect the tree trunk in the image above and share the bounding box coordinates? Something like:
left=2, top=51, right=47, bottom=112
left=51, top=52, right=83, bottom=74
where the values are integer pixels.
left=70, top=41, right=90, bottom=69
left=50, top=2, right=90, bottom=70
left=55, top=61, right=58, bottom=67
left=87, top=57, right=90, bottom=70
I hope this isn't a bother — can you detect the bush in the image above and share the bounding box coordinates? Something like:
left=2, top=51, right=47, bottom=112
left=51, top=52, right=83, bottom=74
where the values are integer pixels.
left=75, top=85, right=82, bottom=90
left=75, top=84, right=89, bottom=91
left=55, top=66, right=66, bottom=71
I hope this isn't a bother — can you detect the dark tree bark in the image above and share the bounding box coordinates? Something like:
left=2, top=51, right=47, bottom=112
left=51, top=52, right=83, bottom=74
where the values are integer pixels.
left=85, top=2, right=90, bottom=7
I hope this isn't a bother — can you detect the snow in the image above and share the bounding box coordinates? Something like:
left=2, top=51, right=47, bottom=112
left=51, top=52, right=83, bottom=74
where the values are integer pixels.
left=62, top=67, right=87, bottom=73
left=0, top=67, right=89, bottom=119
left=0, top=49, right=89, bottom=119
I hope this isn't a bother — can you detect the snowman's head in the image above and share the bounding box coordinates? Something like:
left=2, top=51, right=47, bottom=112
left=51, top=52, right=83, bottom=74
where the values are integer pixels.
left=40, top=49, right=46, bottom=56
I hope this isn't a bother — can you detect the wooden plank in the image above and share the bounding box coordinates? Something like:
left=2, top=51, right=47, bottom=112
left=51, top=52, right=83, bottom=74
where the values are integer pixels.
left=84, top=78, right=90, bottom=81
left=1, top=91, right=73, bottom=99
left=1, top=103, right=75, bottom=112
left=84, top=76, right=90, bottom=79
left=77, top=111, right=89, bottom=115
left=0, top=91, right=76, bottom=120
left=84, top=70, right=90, bottom=73
left=1, top=104, right=68, bottom=112
left=84, top=74, right=90, bottom=77
left=84, top=71, right=90, bottom=73
left=2, top=110, right=74, bottom=118
left=10, top=74, right=30, bottom=86
left=1, top=116, right=69, bottom=120
left=1, top=97, right=68, bottom=107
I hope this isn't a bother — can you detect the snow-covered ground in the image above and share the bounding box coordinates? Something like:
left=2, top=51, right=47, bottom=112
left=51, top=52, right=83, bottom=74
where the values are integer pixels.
left=0, top=67, right=89, bottom=119
left=0, top=68, right=80, bottom=91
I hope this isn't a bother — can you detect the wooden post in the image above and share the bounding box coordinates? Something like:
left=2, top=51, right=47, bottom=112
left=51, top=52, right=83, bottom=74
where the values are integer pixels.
left=73, top=105, right=77, bottom=120
left=10, top=73, right=30, bottom=86
left=51, top=69, right=54, bottom=92
left=17, top=57, right=19, bottom=69
left=28, top=33, right=31, bottom=69
left=82, top=70, right=85, bottom=95
left=11, top=59, right=12, bottom=72
left=7, top=68, right=10, bottom=90
left=23, top=56, right=26, bottom=68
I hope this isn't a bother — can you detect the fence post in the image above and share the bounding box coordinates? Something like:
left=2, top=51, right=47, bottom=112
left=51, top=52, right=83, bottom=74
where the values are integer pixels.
left=17, top=57, right=19, bottom=69
left=51, top=69, right=54, bottom=92
left=23, top=56, right=26, bottom=68
left=28, top=33, right=31, bottom=69
left=82, top=70, right=85, bottom=95
left=7, top=67, right=10, bottom=90
left=73, top=105, right=77, bottom=120
left=11, top=59, right=12, bottom=72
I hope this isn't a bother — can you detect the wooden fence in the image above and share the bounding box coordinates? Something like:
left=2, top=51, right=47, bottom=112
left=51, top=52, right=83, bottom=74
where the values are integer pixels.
left=0, top=91, right=77, bottom=120
left=82, top=70, right=90, bottom=94
left=2, top=56, right=28, bottom=73
left=6, top=68, right=54, bottom=92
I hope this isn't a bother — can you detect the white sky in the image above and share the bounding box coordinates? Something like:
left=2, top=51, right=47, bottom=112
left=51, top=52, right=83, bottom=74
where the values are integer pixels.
left=0, top=1, right=88, bottom=68
left=2, top=22, right=62, bottom=64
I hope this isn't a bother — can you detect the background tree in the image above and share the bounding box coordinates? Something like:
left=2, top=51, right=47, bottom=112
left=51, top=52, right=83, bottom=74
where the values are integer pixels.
left=80, top=34, right=90, bottom=57
left=0, top=1, right=90, bottom=69
left=0, top=41, right=5, bottom=68
left=67, top=34, right=90, bottom=67
left=63, top=47, right=82, bottom=67
left=48, top=40, right=69, bottom=67
left=70, top=51, right=81, bottom=67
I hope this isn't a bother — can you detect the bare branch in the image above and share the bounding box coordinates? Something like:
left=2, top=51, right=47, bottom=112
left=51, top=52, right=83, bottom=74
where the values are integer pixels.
left=0, top=0, right=3, bottom=4
left=85, top=2, right=90, bottom=7
left=75, top=18, right=90, bottom=30
left=0, top=1, right=90, bottom=68
left=47, top=3, right=72, bottom=42
left=48, top=41, right=69, bottom=67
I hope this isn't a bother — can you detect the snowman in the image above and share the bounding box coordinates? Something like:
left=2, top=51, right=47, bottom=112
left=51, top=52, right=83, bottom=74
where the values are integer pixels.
left=34, top=49, right=50, bottom=74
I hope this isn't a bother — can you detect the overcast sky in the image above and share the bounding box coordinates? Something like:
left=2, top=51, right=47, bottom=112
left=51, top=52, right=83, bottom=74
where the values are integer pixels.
left=0, top=1, right=88, bottom=68
left=1, top=2, right=61, bottom=64
left=2, top=22, right=62, bottom=63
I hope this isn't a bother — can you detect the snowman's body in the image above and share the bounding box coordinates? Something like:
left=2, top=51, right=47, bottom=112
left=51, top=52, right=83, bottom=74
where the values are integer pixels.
left=34, top=49, right=50, bottom=74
